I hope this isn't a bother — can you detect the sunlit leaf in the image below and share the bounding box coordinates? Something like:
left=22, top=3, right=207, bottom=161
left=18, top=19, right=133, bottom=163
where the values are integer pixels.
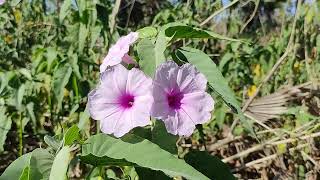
left=81, top=134, right=210, bottom=180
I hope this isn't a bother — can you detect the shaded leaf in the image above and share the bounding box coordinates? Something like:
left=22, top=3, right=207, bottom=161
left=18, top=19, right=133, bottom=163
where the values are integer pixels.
left=152, top=120, right=178, bottom=155
left=185, top=151, right=235, bottom=180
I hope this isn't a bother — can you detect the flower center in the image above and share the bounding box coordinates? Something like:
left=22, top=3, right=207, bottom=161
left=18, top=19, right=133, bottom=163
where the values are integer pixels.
left=167, top=90, right=184, bottom=109
left=119, top=93, right=135, bottom=109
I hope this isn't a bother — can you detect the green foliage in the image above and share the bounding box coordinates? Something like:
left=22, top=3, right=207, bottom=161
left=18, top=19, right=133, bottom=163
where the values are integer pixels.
left=178, top=47, right=253, bottom=134
left=81, top=134, right=210, bottom=180
left=185, top=151, right=235, bottom=180
left=49, top=146, right=71, bottom=180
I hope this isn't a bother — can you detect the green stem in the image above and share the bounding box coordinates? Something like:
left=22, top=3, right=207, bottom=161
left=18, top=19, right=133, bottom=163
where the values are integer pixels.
left=72, top=75, right=79, bottom=103
left=19, top=114, right=23, bottom=156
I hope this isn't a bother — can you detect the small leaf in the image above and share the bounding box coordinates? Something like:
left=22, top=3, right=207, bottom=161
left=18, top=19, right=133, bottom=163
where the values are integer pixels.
left=44, top=135, right=62, bottom=151
left=59, top=0, right=72, bottom=23
left=64, top=125, right=80, bottom=146
left=78, top=23, right=89, bottom=53
left=16, top=84, right=26, bottom=111
left=19, top=68, right=32, bottom=81
left=49, top=146, right=72, bottom=180
left=0, top=107, right=11, bottom=152
left=137, top=27, right=158, bottom=39
left=81, top=134, right=210, bottom=180
left=137, top=38, right=157, bottom=76
left=26, top=103, right=36, bottom=128
left=46, top=47, right=58, bottom=72
left=185, top=151, right=235, bottom=180
left=52, top=63, right=72, bottom=111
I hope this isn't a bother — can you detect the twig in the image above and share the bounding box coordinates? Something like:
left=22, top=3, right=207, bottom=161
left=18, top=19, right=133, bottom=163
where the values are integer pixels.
left=240, top=0, right=260, bottom=33
left=125, top=0, right=135, bottom=29
left=222, top=131, right=320, bottom=163
left=232, top=143, right=308, bottom=172
left=229, top=0, right=302, bottom=133
left=200, top=0, right=240, bottom=26
left=301, top=151, right=320, bottom=170
left=109, top=0, right=121, bottom=34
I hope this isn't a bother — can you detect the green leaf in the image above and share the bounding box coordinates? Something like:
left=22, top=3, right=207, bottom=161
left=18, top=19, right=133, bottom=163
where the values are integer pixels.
left=46, top=47, right=58, bottom=72
left=10, top=0, right=22, bottom=6
left=59, top=0, right=72, bottom=23
left=44, top=135, right=62, bottom=151
left=0, top=153, right=31, bottom=180
left=136, top=167, right=171, bottom=180
left=19, top=166, right=30, bottom=180
left=78, top=23, right=89, bottom=53
left=178, top=47, right=253, bottom=134
left=0, top=107, right=11, bottom=153
left=49, top=146, right=72, bottom=180
left=137, top=38, right=157, bottom=76
left=90, top=25, right=102, bottom=49
left=19, top=68, right=32, bottom=81
left=16, top=84, right=25, bottom=111
left=64, top=125, right=80, bottom=146
left=26, top=103, right=36, bottom=128
left=52, top=63, right=72, bottom=110
left=0, top=148, right=54, bottom=180
left=165, top=25, right=243, bottom=42
left=29, top=149, right=54, bottom=180
left=184, top=151, right=235, bottom=180
left=81, top=134, right=210, bottom=180
left=137, top=27, right=158, bottom=39
left=152, top=120, right=178, bottom=155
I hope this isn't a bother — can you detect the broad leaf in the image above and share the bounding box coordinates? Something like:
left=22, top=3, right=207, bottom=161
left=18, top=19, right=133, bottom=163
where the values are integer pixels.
left=0, top=153, right=31, bottom=180
left=152, top=120, right=178, bottom=155
left=81, top=134, right=210, bottom=180
left=185, top=151, right=235, bottom=180
left=0, top=149, right=54, bottom=180
left=178, top=47, right=253, bottom=134
left=49, top=146, right=72, bottom=180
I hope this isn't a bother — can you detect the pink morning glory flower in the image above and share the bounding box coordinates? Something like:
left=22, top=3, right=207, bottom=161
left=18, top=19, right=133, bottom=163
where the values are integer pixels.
left=88, top=64, right=153, bottom=137
left=0, top=0, right=5, bottom=5
left=100, top=32, right=139, bottom=73
left=151, top=61, right=214, bottom=136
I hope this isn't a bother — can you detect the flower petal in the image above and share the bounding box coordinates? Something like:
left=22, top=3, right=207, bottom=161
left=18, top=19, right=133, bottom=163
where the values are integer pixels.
left=100, top=64, right=128, bottom=94
left=126, top=68, right=152, bottom=96
left=177, top=63, right=207, bottom=93
left=154, top=61, right=179, bottom=91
